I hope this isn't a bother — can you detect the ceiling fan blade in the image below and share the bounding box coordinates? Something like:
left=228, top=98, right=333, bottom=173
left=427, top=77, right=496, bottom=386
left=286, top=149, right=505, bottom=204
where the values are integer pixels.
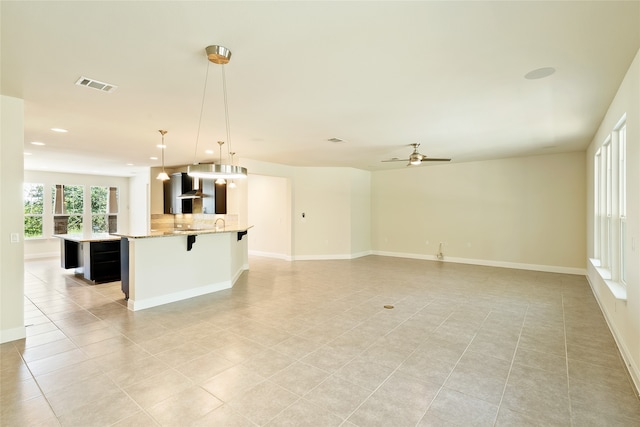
left=421, top=158, right=451, bottom=162
left=381, top=158, right=410, bottom=163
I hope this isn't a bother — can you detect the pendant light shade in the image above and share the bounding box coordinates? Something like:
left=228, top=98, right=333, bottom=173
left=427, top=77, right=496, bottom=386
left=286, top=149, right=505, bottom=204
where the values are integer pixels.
left=188, top=45, right=248, bottom=180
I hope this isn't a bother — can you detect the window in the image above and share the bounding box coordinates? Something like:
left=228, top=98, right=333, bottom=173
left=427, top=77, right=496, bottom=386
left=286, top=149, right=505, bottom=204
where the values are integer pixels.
left=618, top=122, right=627, bottom=284
left=594, top=149, right=601, bottom=260
left=592, top=114, right=627, bottom=291
left=91, top=186, right=118, bottom=233
left=23, top=183, right=44, bottom=238
left=53, top=184, right=84, bottom=234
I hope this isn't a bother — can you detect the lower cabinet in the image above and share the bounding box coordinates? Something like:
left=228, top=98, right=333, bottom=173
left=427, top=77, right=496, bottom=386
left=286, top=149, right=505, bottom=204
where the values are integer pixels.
left=86, top=241, right=121, bottom=283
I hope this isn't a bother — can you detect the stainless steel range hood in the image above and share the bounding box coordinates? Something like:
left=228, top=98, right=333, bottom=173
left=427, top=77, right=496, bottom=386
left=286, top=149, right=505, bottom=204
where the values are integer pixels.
left=177, top=176, right=202, bottom=199
left=177, top=189, right=203, bottom=199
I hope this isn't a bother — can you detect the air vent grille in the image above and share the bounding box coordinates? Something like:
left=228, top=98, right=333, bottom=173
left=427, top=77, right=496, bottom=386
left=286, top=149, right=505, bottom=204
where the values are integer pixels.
left=75, top=76, right=118, bottom=93
left=327, top=137, right=345, bottom=143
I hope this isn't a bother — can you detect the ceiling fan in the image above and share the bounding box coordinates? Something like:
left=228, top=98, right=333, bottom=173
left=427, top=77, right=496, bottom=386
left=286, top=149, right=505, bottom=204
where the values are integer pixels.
left=382, top=143, right=451, bottom=166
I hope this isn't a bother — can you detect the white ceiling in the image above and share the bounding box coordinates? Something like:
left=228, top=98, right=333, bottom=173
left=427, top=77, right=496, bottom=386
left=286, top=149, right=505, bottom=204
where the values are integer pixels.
left=2, top=1, right=639, bottom=177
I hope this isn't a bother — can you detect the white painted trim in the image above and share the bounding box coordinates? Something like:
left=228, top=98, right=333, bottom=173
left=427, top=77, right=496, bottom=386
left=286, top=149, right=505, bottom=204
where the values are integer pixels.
left=128, top=280, right=232, bottom=311
left=24, top=252, right=59, bottom=260
left=249, top=250, right=292, bottom=261
left=291, top=250, right=372, bottom=261
left=371, top=251, right=586, bottom=275
left=586, top=274, right=640, bottom=397
left=0, top=326, right=26, bottom=344
left=589, top=258, right=627, bottom=300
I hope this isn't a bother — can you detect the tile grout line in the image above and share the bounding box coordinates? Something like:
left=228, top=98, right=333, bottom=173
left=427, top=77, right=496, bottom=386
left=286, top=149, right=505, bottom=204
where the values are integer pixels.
left=492, top=303, right=529, bottom=427
left=562, top=291, right=574, bottom=427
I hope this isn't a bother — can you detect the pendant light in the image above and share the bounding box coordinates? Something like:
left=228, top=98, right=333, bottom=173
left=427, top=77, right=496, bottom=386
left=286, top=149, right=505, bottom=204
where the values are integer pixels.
left=215, top=141, right=226, bottom=185
left=188, top=45, right=248, bottom=180
left=156, top=130, right=170, bottom=181
left=228, top=152, right=237, bottom=189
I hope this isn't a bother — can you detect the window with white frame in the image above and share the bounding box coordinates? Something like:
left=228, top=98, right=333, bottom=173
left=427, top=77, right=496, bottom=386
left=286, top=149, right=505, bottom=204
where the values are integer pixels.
left=52, top=184, right=84, bottom=234
left=617, top=121, right=627, bottom=284
left=23, top=183, right=44, bottom=238
left=594, top=149, right=601, bottom=260
left=593, top=114, right=627, bottom=287
left=91, top=186, right=118, bottom=233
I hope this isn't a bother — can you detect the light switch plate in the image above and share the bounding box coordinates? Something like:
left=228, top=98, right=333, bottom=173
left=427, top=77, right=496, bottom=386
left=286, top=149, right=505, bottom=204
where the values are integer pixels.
left=10, top=233, right=19, bottom=243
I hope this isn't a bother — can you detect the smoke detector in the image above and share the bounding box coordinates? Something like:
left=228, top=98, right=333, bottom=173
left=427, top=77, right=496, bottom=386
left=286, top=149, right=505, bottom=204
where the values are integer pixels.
left=75, top=76, right=118, bottom=93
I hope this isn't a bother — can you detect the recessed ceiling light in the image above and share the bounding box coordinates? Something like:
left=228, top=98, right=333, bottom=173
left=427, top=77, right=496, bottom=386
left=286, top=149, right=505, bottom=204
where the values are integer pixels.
left=205, top=150, right=214, bottom=154
left=157, top=144, right=166, bottom=149
left=524, top=67, right=556, bottom=80
left=126, top=163, right=134, bottom=166
left=24, top=152, right=32, bottom=156
left=30, top=141, right=45, bottom=146
left=51, top=128, right=68, bottom=133
left=150, top=156, right=158, bottom=160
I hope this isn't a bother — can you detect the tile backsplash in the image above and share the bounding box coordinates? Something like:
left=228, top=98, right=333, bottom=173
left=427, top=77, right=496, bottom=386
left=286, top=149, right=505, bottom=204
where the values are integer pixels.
left=150, top=213, right=238, bottom=232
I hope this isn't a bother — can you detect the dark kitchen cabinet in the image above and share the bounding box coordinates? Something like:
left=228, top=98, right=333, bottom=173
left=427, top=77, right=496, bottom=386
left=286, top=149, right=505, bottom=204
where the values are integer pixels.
left=202, top=179, right=227, bottom=214
left=88, top=241, right=121, bottom=283
left=164, top=172, right=193, bottom=214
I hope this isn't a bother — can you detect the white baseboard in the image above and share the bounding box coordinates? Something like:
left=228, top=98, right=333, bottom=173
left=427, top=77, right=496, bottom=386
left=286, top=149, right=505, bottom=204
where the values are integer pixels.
left=249, top=250, right=292, bottom=261
left=0, top=326, right=26, bottom=344
left=24, top=252, right=59, bottom=260
left=586, top=274, right=640, bottom=397
left=371, top=250, right=586, bottom=275
left=292, top=250, right=372, bottom=261
left=128, top=280, right=232, bottom=311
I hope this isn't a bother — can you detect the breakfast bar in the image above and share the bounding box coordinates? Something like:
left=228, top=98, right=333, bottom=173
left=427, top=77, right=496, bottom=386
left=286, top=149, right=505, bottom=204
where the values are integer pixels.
left=115, top=226, right=251, bottom=311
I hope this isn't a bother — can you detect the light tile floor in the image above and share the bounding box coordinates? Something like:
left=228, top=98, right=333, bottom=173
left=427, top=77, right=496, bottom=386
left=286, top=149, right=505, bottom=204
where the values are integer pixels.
left=1, top=256, right=639, bottom=426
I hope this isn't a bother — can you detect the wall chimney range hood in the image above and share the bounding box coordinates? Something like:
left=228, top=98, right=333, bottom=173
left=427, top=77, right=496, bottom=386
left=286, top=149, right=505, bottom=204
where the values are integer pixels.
left=177, top=189, right=203, bottom=199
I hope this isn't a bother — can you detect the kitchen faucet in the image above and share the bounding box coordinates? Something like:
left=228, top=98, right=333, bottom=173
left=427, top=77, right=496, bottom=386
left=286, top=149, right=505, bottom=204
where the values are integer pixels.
left=215, top=217, right=225, bottom=230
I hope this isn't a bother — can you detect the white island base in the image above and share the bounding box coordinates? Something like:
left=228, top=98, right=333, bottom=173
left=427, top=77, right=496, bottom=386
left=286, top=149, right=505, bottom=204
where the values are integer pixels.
left=121, top=229, right=249, bottom=311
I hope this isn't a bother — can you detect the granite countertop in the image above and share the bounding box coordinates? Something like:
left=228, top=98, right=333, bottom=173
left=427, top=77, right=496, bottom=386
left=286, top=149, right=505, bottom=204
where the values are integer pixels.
left=52, top=233, right=121, bottom=242
left=113, top=225, right=253, bottom=239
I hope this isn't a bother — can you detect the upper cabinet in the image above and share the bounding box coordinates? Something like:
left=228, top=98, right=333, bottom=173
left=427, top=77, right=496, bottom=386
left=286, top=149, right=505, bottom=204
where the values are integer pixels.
left=163, top=172, right=193, bottom=214
left=202, top=179, right=227, bottom=214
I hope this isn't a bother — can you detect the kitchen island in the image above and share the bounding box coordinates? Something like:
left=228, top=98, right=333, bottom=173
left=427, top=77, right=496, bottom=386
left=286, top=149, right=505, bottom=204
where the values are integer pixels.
left=115, top=226, right=251, bottom=311
left=53, top=233, right=121, bottom=283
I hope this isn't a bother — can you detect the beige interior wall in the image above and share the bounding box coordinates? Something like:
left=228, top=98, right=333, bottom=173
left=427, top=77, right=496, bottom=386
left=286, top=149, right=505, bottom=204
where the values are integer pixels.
left=129, top=170, right=150, bottom=235
left=292, top=167, right=354, bottom=258
left=586, top=48, right=640, bottom=389
left=350, top=168, right=372, bottom=256
left=371, top=152, right=586, bottom=271
left=1, top=95, right=25, bottom=343
left=247, top=174, right=291, bottom=258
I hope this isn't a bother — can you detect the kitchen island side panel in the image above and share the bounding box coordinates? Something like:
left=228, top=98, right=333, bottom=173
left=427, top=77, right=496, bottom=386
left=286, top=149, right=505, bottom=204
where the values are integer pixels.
left=127, top=232, right=246, bottom=311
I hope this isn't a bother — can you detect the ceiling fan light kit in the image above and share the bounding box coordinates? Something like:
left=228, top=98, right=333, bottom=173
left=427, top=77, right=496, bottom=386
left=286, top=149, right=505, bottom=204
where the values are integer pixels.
left=382, top=143, right=451, bottom=166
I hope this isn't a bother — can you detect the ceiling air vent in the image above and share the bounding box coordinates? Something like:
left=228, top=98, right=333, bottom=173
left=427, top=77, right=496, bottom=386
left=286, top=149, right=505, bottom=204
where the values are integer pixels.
left=75, top=76, right=118, bottom=93
left=327, top=137, right=345, bottom=143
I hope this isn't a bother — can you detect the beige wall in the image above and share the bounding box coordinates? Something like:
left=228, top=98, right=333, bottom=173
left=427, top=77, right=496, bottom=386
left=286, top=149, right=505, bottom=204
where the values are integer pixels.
left=247, top=174, right=292, bottom=259
left=371, top=152, right=586, bottom=272
left=243, top=159, right=371, bottom=260
left=586, top=49, right=640, bottom=389
left=128, top=170, right=150, bottom=235
left=1, top=96, right=25, bottom=343
left=350, top=168, right=372, bottom=256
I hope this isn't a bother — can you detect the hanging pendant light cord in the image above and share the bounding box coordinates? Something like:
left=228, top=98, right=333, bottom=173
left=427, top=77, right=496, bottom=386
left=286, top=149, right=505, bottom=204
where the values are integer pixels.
left=160, top=130, right=167, bottom=172
left=222, top=65, right=232, bottom=160
left=192, top=61, right=211, bottom=165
